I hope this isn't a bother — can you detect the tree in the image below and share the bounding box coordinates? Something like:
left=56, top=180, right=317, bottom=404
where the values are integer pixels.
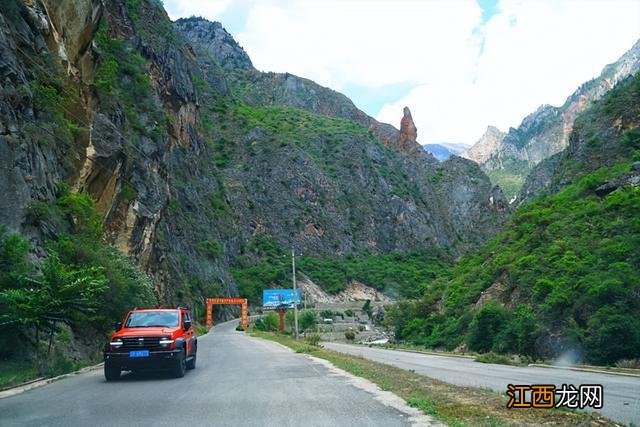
left=467, top=303, right=509, bottom=353
left=0, top=252, right=108, bottom=359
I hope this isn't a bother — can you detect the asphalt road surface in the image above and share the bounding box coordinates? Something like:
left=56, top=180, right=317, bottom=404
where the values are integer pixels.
left=323, top=342, right=640, bottom=426
left=0, top=321, right=428, bottom=427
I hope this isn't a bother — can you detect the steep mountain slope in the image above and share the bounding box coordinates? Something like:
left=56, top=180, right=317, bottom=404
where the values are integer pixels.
left=462, top=40, right=640, bottom=200
left=390, top=72, right=640, bottom=364
left=0, top=0, right=506, bottom=316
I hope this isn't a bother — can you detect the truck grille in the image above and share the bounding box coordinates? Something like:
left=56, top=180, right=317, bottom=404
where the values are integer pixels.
left=120, top=337, right=163, bottom=351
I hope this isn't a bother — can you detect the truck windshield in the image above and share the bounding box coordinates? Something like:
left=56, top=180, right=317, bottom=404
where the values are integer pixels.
left=125, top=311, right=179, bottom=328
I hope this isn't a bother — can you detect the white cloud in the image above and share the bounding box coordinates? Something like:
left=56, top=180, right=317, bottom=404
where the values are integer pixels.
left=163, top=0, right=233, bottom=21
left=235, top=0, right=481, bottom=90
left=164, top=0, right=640, bottom=145
left=381, top=0, right=640, bottom=144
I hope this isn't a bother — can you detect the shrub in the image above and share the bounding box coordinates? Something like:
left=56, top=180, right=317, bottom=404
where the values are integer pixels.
left=467, top=303, right=509, bottom=353
left=475, top=352, right=514, bottom=365
left=254, top=312, right=280, bottom=332
left=615, top=359, right=640, bottom=369
left=197, top=240, right=223, bottom=259
left=345, top=330, right=356, bottom=341
left=584, top=307, right=640, bottom=365
left=304, top=333, right=321, bottom=346
left=320, top=310, right=335, bottom=319
left=298, top=310, right=317, bottom=331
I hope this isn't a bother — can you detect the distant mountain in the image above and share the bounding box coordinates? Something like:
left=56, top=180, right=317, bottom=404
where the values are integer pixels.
left=461, top=126, right=505, bottom=164
left=462, top=39, right=640, bottom=200
left=423, top=143, right=468, bottom=161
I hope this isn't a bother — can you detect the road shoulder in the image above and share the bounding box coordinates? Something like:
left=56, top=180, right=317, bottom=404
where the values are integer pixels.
left=253, top=332, right=616, bottom=426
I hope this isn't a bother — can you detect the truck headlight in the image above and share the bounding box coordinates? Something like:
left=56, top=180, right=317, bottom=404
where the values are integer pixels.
left=109, top=338, right=123, bottom=349
left=159, top=338, right=174, bottom=348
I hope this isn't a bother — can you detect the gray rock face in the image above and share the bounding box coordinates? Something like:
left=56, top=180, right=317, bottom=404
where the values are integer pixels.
left=461, top=125, right=505, bottom=164
left=594, top=182, right=618, bottom=197
left=0, top=2, right=77, bottom=236
left=174, top=17, right=253, bottom=71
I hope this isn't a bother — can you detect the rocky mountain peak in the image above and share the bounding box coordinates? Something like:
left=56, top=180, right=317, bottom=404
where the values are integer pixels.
left=400, top=106, right=417, bottom=141
left=461, top=125, right=505, bottom=164
left=394, top=106, right=421, bottom=154
left=174, top=17, right=253, bottom=70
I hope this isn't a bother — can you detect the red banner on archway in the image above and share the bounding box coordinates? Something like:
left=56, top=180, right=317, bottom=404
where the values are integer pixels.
left=206, top=298, right=248, bottom=330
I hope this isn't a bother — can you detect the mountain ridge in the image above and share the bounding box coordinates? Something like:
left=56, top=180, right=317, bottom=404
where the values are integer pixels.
left=462, top=39, right=640, bottom=200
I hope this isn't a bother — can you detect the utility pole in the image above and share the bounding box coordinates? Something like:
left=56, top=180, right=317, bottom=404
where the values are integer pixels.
left=291, top=248, right=299, bottom=339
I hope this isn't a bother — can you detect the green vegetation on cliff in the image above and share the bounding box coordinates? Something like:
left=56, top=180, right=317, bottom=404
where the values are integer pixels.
left=389, top=163, right=640, bottom=364
left=0, top=188, right=155, bottom=384
left=388, top=73, right=640, bottom=365
left=231, top=235, right=450, bottom=303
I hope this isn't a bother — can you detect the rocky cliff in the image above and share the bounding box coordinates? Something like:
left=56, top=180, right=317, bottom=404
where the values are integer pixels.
left=0, top=0, right=506, bottom=306
left=520, top=70, right=640, bottom=203
left=462, top=125, right=505, bottom=165
left=462, top=39, right=640, bottom=200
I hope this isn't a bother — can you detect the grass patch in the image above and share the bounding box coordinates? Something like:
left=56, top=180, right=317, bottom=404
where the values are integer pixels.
left=474, top=352, right=530, bottom=366
left=194, top=324, right=209, bottom=337
left=252, top=331, right=615, bottom=426
left=0, top=359, right=40, bottom=389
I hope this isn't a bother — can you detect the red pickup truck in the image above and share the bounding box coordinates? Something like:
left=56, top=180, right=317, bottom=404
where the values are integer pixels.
left=103, top=307, right=197, bottom=381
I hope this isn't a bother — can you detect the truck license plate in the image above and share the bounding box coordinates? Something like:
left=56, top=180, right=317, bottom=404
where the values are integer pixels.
left=129, top=350, right=149, bottom=358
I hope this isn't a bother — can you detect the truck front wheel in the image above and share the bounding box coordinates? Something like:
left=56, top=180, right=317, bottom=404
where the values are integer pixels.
left=172, top=350, right=186, bottom=378
left=104, top=363, right=121, bottom=382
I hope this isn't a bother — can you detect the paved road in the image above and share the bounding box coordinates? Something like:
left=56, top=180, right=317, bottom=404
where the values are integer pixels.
left=0, top=321, right=428, bottom=426
left=323, top=342, right=640, bottom=426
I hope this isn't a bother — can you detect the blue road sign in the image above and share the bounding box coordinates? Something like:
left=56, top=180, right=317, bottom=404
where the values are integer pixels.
left=262, top=289, right=301, bottom=309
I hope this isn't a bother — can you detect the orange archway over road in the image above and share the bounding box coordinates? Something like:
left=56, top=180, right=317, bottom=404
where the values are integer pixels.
left=206, top=298, right=248, bottom=330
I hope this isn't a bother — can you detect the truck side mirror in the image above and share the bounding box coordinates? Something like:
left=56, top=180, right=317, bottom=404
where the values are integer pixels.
left=183, top=320, right=192, bottom=331
left=114, top=321, right=123, bottom=331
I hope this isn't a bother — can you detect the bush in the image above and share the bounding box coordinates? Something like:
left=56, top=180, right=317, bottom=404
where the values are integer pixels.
left=320, top=310, right=335, bottom=319
left=467, top=303, right=509, bottom=353
left=584, top=307, right=640, bottom=365
left=0, top=193, right=156, bottom=367
left=298, top=310, right=317, bottom=331
left=615, top=359, right=640, bottom=369
left=475, top=352, right=516, bottom=366
left=345, top=330, right=356, bottom=341
left=304, top=333, right=321, bottom=346
left=254, top=312, right=280, bottom=332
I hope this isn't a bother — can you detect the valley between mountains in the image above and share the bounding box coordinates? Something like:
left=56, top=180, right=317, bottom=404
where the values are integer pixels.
left=0, top=2, right=638, bottom=425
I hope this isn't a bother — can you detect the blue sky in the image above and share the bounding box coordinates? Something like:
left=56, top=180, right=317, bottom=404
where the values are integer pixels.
left=164, top=0, right=640, bottom=145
